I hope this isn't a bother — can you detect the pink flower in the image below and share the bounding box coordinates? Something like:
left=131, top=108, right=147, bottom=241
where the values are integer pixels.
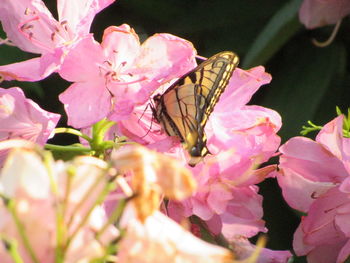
left=58, top=24, right=196, bottom=128
left=278, top=116, right=349, bottom=212
left=277, top=115, right=350, bottom=262
left=299, top=0, right=350, bottom=29
left=0, top=87, right=60, bottom=165
left=0, top=149, right=119, bottom=263
left=158, top=67, right=288, bottom=260
left=0, top=0, right=115, bottom=81
left=120, top=65, right=282, bottom=233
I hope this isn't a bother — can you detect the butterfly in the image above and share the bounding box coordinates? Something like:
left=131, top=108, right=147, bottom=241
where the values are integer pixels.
left=152, top=51, right=239, bottom=166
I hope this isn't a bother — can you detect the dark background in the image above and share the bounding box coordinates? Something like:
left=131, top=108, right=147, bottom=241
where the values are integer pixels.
left=1, top=1, right=350, bottom=262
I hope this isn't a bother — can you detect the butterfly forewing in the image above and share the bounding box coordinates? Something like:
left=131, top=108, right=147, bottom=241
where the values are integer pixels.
left=154, top=51, right=239, bottom=166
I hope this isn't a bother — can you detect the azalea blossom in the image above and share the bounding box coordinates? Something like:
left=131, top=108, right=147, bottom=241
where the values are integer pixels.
left=299, top=0, right=350, bottom=29
left=58, top=24, right=197, bottom=128
left=0, top=87, right=60, bottom=165
left=277, top=115, right=350, bottom=262
left=0, top=0, right=116, bottom=81
left=136, top=66, right=291, bottom=261
left=0, top=147, right=119, bottom=263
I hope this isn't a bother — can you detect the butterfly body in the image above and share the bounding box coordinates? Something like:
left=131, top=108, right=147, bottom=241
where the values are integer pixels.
left=153, top=51, right=239, bottom=166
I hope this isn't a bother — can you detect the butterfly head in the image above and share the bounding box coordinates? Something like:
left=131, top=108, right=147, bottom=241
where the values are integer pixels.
left=188, top=145, right=210, bottom=167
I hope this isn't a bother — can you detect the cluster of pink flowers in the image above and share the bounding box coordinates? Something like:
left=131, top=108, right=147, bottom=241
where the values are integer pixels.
left=0, top=0, right=349, bottom=262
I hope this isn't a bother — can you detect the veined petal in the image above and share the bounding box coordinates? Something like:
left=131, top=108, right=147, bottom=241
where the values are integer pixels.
left=59, top=81, right=111, bottom=128
left=57, top=0, right=116, bottom=35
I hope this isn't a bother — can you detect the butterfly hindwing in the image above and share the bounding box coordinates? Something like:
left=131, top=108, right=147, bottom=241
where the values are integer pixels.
left=153, top=51, right=239, bottom=166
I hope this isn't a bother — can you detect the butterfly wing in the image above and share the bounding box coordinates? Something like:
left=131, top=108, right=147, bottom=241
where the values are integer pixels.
left=154, top=51, right=239, bottom=166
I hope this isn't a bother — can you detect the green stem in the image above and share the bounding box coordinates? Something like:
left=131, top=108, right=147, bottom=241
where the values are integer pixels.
left=45, top=144, right=92, bottom=153
left=91, top=120, right=116, bottom=157
left=54, top=128, right=92, bottom=143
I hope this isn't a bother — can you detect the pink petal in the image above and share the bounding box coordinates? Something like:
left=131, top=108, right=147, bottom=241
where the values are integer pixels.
left=0, top=51, right=62, bottom=81
left=57, top=0, right=116, bottom=35
left=299, top=0, right=350, bottom=29
left=59, top=81, right=111, bottom=128
left=216, top=66, right=272, bottom=113
left=58, top=35, right=103, bottom=81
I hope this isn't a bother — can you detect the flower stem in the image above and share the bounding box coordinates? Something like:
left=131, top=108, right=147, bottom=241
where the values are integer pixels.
left=45, top=144, right=92, bottom=153
left=54, top=128, right=92, bottom=143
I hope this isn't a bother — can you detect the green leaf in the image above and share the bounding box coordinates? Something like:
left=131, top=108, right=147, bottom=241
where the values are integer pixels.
left=242, top=0, right=302, bottom=68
